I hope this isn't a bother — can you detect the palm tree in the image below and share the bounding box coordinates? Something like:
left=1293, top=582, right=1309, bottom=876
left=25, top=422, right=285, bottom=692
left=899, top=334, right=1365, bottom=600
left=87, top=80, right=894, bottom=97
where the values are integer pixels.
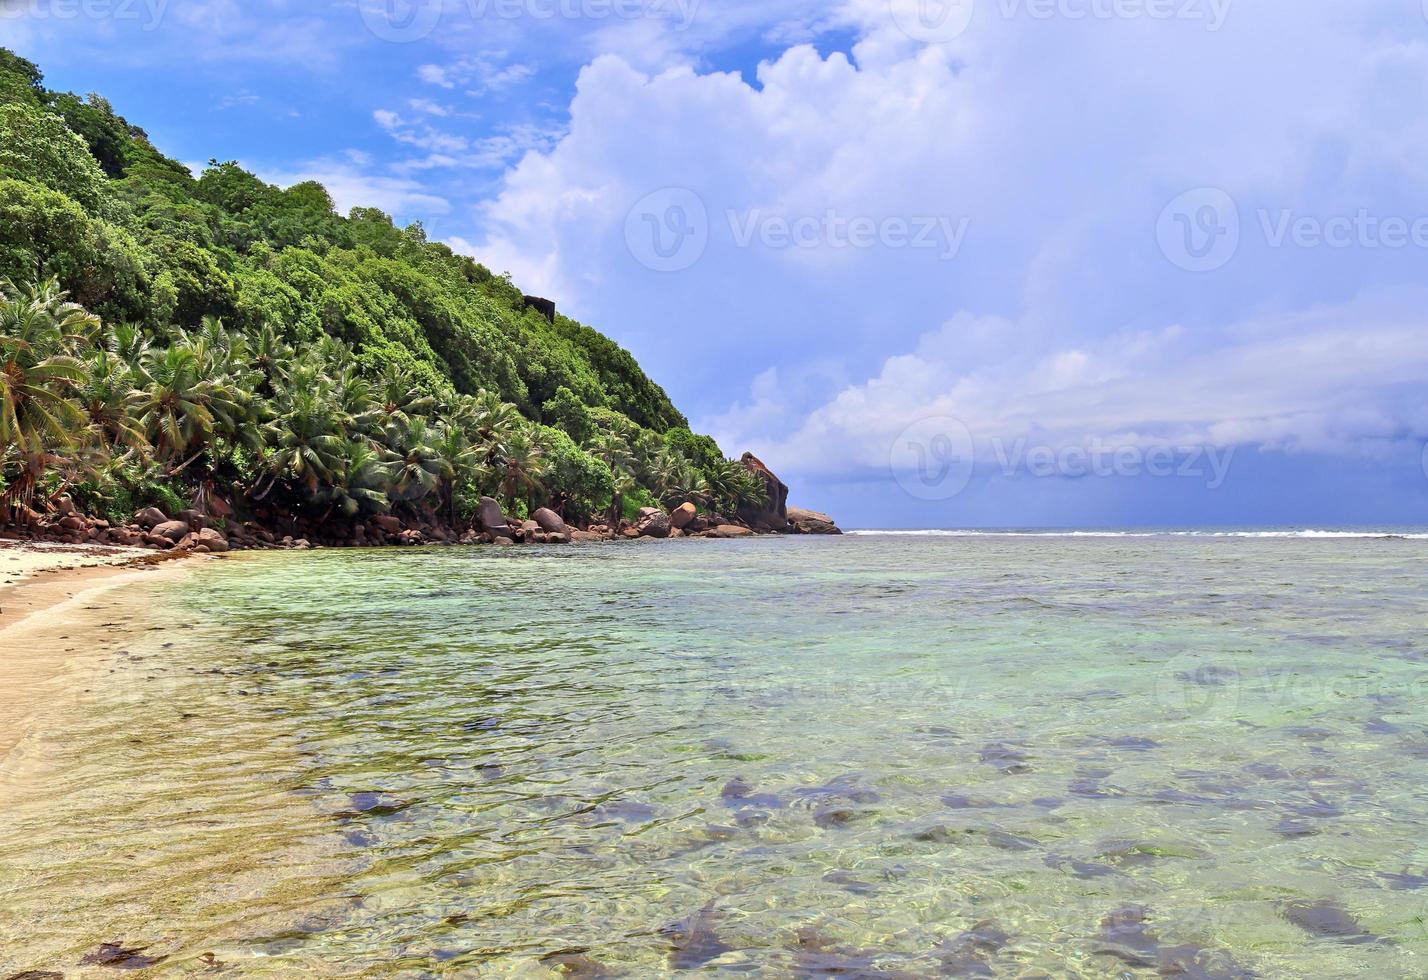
left=431, top=417, right=485, bottom=525
left=388, top=416, right=447, bottom=505
left=0, top=280, right=94, bottom=513
left=264, top=386, right=343, bottom=496
left=462, top=388, right=521, bottom=465
left=78, top=348, right=147, bottom=460
left=318, top=438, right=393, bottom=520
left=498, top=426, right=546, bottom=514
left=373, top=363, right=436, bottom=433
left=249, top=321, right=293, bottom=397
left=588, top=429, right=636, bottom=523
left=131, top=344, right=219, bottom=472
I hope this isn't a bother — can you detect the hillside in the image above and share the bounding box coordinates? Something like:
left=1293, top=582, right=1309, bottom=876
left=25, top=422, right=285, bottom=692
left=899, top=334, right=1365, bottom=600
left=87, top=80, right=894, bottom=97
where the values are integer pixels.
left=0, top=48, right=786, bottom=540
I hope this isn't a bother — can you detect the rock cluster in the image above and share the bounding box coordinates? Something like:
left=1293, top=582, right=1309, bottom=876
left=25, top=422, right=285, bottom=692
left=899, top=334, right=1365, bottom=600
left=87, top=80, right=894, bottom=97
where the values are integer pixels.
left=0, top=456, right=839, bottom=555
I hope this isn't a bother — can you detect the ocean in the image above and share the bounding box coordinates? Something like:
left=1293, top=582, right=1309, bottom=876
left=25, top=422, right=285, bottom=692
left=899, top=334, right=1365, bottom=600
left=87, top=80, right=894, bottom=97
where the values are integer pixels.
left=2, top=533, right=1426, bottom=976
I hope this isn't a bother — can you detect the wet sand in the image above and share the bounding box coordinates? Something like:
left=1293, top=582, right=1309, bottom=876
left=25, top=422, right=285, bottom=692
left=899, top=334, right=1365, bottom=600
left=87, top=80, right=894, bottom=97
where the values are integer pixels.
left=0, top=541, right=195, bottom=761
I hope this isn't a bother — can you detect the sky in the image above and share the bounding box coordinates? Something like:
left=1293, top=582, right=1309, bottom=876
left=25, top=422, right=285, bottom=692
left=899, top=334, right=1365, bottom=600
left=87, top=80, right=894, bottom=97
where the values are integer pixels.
left=3, top=0, right=1428, bottom=528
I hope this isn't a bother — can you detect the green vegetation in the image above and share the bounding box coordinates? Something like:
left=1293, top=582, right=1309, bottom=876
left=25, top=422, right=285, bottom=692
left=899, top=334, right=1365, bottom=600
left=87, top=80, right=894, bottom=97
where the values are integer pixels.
left=0, top=49, right=770, bottom=531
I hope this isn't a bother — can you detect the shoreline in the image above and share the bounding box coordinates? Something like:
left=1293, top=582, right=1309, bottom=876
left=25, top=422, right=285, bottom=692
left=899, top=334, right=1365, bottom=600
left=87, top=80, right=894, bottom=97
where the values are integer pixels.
left=0, top=542, right=197, bottom=763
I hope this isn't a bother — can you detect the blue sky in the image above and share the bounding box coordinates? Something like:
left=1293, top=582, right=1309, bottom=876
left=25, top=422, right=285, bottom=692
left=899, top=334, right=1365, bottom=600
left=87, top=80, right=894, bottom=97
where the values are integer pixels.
left=4, top=0, right=1428, bottom=528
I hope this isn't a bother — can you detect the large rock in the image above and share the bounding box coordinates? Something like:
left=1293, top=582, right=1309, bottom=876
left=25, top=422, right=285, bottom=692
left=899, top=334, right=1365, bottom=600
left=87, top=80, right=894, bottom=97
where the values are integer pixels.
left=371, top=514, right=403, bottom=534
left=533, top=507, right=568, bottom=535
left=153, top=520, right=190, bottom=542
left=177, top=509, right=208, bottom=529
left=787, top=507, right=842, bottom=535
left=638, top=511, right=671, bottom=539
left=569, top=529, right=604, bottom=543
left=670, top=502, right=697, bottom=529
left=710, top=524, right=755, bottom=538
left=134, top=507, right=168, bottom=530
left=478, top=496, right=514, bottom=538
left=196, top=527, right=229, bottom=553
left=738, top=452, right=789, bottom=530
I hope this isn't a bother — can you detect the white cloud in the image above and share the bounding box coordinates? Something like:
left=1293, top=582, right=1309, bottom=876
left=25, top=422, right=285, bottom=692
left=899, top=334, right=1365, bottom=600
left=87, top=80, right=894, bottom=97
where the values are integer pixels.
left=471, top=0, right=1428, bottom=486
left=714, top=296, right=1428, bottom=479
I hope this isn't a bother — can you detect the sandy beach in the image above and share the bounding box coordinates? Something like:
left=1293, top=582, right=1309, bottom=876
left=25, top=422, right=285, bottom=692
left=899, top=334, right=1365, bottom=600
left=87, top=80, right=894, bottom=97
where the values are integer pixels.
left=0, top=540, right=194, bottom=761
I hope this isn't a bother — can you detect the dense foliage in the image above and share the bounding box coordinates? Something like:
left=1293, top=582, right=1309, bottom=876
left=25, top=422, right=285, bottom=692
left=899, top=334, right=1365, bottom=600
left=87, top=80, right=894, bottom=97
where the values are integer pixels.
left=0, top=49, right=770, bottom=529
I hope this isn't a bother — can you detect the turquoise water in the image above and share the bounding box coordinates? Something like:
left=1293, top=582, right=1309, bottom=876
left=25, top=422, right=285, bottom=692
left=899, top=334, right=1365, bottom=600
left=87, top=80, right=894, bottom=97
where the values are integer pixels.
left=2, top=534, right=1427, bottom=976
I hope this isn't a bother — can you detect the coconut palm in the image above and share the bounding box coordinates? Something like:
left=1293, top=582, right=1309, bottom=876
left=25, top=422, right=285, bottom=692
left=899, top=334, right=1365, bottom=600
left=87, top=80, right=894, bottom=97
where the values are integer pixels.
left=497, top=426, right=546, bottom=513
left=264, top=386, right=344, bottom=496
left=462, top=388, right=521, bottom=464
left=131, top=344, right=219, bottom=471
left=318, top=438, right=393, bottom=520
left=388, top=416, right=447, bottom=505
left=431, top=417, right=486, bottom=524
left=78, top=348, right=147, bottom=459
left=372, top=363, right=437, bottom=433
left=0, top=280, right=94, bottom=511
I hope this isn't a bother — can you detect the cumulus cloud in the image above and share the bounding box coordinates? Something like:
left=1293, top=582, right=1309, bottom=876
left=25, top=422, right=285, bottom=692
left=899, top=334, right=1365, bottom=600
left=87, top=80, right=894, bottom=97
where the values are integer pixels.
left=470, top=0, right=1428, bottom=508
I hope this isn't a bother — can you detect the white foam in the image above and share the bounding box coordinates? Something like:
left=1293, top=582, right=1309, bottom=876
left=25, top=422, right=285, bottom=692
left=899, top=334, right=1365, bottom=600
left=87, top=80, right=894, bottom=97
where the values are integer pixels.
left=845, top=529, right=1428, bottom=539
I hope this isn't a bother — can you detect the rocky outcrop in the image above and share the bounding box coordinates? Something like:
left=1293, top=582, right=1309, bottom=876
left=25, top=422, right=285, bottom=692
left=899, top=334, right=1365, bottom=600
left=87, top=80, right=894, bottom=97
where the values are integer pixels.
left=196, top=527, right=230, bottom=553
left=134, top=507, right=168, bottom=530
left=670, top=502, right=697, bottom=529
left=478, top=497, right=514, bottom=539
left=787, top=507, right=842, bottom=535
left=152, top=520, right=190, bottom=542
left=522, top=295, right=556, bottom=323
left=533, top=507, right=568, bottom=535
left=738, top=452, right=789, bottom=530
left=636, top=508, right=671, bottom=539
left=3, top=453, right=839, bottom=555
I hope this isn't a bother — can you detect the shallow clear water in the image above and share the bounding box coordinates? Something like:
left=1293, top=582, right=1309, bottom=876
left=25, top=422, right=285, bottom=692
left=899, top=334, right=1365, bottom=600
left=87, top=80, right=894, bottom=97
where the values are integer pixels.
left=3, top=535, right=1428, bottom=976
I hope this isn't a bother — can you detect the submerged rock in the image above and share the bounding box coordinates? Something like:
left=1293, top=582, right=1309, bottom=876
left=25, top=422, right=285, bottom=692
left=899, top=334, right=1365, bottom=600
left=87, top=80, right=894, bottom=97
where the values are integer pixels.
left=935, top=919, right=1011, bottom=977
left=1281, top=900, right=1381, bottom=944
left=662, top=904, right=732, bottom=970
left=80, top=942, right=167, bottom=969
left=539, top=948, right=611, bottom=978
left=979, top=742, right=1033, bottom=775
